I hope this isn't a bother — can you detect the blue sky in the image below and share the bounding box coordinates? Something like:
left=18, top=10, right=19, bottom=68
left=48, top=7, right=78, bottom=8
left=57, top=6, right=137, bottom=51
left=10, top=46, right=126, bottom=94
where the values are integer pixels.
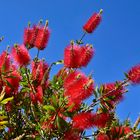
left=0, top=0, right=140, bottom=125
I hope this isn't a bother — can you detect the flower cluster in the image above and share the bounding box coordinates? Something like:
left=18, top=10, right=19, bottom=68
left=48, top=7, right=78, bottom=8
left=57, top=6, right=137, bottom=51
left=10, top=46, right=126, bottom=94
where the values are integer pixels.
left=64, top=43, right=94, bottom=68
left=24, top=20, right=50, bottom=50
left=0, top=10, right=139, bottom=140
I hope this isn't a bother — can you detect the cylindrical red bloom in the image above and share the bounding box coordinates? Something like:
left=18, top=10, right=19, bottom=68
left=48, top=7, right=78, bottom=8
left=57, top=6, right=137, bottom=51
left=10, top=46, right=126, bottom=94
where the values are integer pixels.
left=5, top=70, right=21, bottom=94
left=80, top=45, right=94, bottom=67
left=12, top=44, right=31, bottom=66
left=64, top=45, right=81, bottom=68
left=31, top=60, right=49, bottom=85
left=24, top=27, right=34, bottom=48
left=30, top=86, right=43, bottom=104
left=64, top=71, right=94, bottom=102
left=83, top=10, right=102, bottom=33
left=34, top=25, right=50, bottom=50
left=127, top=64, right=140, bottom=84
left=36, top=86, right=43, bottom=103
left=72, top=112, right=111, bottom=130
left=72, top=112, right=94, bottom=130
left=96, top=133, right=109, bottom=140
left=0, top=51, right=11, bottom=72
left=93, top=113, right=111, bottom=128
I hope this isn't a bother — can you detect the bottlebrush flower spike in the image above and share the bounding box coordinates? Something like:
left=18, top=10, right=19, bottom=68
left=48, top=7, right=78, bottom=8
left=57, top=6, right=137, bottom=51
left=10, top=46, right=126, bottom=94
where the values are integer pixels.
left=83, top=9, right=103, bottom=33
left=23, top=22, right=34, bottom=48
left=12, top=44, right=31, bottom=66
left=34, top=20, right=50, bottom=50
left=80, top=44, right=94, bottom=67
left=64, top=41, right=81, bottom=68
left=5, top=70, right=21, bottom=94
left=64, top=71, right=94, bottom=102
left=127, top=64, right=140, bottom=84
left=36, top=86, right=43, bottom=103
left=72, top=112, right=94, bottom=130
left=93, top=113, right=111, bottom=128
left=0, top=51, right=11, bottom=72
left=31, top=60, right=49, bottom=85
left=64, top=71, right=81, bottom=89
left=30, top=86, right=43, bottom=104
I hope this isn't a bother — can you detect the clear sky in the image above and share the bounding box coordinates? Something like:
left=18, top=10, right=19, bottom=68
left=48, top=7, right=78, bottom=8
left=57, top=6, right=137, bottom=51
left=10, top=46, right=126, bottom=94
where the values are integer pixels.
left=0, top=0, right=140, bottom=125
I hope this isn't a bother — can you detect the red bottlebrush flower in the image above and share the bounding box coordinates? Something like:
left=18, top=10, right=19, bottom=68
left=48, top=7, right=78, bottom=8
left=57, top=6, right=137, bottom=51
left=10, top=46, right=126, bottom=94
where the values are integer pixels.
left=64, top=130, right=80, bottom=140
left=24, top=27, right=34, bottom=48
left=100, top=82, right=125, bottom=110
left=67, top=97, right=81, bottom=112
left=0, top=51, right=11, bottom=72
left=12, top=44, right=31, bottom=66
left=93, top=113, right=111, bottom=128
left=64, top=44, right=81, bottom=68
left=64, top=71, right=81, bottom=89
left=80, top=45, right=94, bottom=67
left=83, top=9, right=102, bottom=33
left=127, top=64, right=140, bottom=84
left=72, top=112, right=111, bottom=130
left=72, top=112, right=94, bottom=130
left=34, top=24, right=50, bottom=50
left=64, top=71, right=94, bottom=102
left=96, top=133, right=109, bottom=140
left=36, top=86, right=43, bottom=103
left=30, top=92, right=36, bottom=104
left=30, top=86, right=43, bottom=104
left=5, top=70, right=21, bottom=94
left=31, top=60, right=49, bottom=85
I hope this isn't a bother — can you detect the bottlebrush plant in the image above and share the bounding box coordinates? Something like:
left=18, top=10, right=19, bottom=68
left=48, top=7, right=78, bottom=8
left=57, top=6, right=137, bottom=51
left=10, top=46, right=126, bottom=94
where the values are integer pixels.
left=0, top=9, right=140, bottom=140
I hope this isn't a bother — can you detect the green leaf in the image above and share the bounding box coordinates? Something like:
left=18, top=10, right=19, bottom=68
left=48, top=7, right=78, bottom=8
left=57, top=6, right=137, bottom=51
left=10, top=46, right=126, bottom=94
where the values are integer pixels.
left=51, top=95, right=58, bottom=108
left=43, top=105, right=56, bottom=112
left=1, top=96, right=14, bottom=104
left=56, top=116, right=68, bottom=131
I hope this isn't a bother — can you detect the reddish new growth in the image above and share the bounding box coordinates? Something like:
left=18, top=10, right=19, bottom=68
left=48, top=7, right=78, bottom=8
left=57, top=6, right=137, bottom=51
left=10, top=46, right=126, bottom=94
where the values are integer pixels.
left=100, top=82, right=125, bottom=110
left=23, top=21, right=50, bottom=50
left=0, top=51, right=11, bottom=72
left=12, top=44, right=31, bottom=66
left=64, top=43, right=94, bottom=68
left=31, top=60, right=49, bottom=86
left=64, top=71, right=94, bottom=110
left=127, top=64, right=140, bottom=84
left=83, top=9, right=102, bottom=33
